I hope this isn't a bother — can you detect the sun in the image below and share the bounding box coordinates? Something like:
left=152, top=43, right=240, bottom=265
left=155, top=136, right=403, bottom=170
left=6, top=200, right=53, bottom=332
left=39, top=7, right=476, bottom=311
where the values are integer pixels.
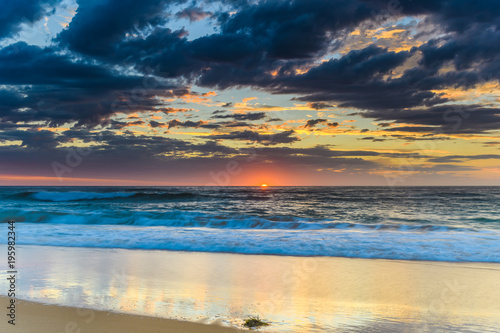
left=261, top=184, right=268, bottom=189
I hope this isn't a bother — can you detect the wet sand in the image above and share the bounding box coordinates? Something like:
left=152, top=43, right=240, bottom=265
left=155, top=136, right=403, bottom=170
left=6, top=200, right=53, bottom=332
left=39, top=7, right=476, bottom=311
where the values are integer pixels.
left=0, top=296, right=242, bottom=333
left=1, top=245, right=500, bottom=332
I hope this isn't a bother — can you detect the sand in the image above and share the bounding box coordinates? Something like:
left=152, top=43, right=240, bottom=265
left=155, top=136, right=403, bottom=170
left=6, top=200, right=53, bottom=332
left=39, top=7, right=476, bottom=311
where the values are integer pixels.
left=0, top=296, right=243, bottom=333
left=1, top=245, right=500, bottom=332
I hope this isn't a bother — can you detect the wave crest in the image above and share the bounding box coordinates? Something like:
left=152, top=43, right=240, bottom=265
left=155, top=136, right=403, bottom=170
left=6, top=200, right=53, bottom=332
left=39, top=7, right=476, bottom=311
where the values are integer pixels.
left=0, top=208, right=481, bottom=233
left=15, top=191, right=206, bottom=202
left=31, top=191, right=136, bottom=202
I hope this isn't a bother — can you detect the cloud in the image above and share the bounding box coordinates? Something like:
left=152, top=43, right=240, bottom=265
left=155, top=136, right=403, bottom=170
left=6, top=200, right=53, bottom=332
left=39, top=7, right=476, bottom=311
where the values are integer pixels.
left=1, top=0, right=500, bottom=185
left=205, top=130, right=300, bottom=145
left=428, top=154, right=500, bottom=163
left=219, top=0, right=380, bottom=59
left=278, top=46, right=433, bottom=111
left=58, top=0, right=186, bottom=56
left=0, top=0, right=62, bottom=39
left=149, top=120, right=168, bottom=128
left=0, top=42, right=141, bottom=88
left=12, top=0, right=500, bottom=124
left=167, top=119, right=218, bottom=129
left=304, top=118, right=327, bottom=128
left=362, top=105, right=500, bottom=134
left=175, top=6, right=213, bottom=22
left=307, top=102, right=333, bottom=110
left=0, top=42, right=189, bottom=126
left=359, top=136, right=387, bottom=142
left=213, top=112, right=267, bottom=121
left=0, top=128, right=69, bottom=149
left=0, top=131, right=379, bottom=182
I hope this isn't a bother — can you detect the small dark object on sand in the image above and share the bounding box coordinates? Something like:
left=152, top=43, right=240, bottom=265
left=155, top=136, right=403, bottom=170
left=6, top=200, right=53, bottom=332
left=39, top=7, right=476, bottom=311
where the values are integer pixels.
left=243, top=316, right=270, bottom=329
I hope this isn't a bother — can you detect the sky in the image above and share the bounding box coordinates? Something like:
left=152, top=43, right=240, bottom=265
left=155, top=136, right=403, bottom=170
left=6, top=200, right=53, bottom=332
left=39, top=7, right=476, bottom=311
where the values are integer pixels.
left=0, top=0, right=500, bottom=186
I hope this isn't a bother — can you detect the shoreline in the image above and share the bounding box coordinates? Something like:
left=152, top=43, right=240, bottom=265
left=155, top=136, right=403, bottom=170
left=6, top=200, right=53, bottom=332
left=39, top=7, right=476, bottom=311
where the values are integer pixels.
left=8, top=241, right=500, bottom=263
left=0, top=296, right=243, bottom=333
left=7, top=242, right=500, bottom=266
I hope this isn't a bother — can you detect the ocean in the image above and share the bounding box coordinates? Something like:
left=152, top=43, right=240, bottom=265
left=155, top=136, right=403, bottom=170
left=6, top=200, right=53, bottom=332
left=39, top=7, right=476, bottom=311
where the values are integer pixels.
left=1, top=186, right=499, bottom=262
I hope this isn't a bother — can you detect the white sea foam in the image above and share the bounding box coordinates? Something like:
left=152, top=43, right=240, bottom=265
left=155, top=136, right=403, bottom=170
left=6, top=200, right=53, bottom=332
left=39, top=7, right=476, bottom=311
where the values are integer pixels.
left=4, top=223, right=500, bottom=262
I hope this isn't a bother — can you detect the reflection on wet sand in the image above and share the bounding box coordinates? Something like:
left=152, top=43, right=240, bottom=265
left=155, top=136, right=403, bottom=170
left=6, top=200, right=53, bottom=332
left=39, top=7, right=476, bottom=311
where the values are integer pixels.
left=2, top=245, right=500, bottom=332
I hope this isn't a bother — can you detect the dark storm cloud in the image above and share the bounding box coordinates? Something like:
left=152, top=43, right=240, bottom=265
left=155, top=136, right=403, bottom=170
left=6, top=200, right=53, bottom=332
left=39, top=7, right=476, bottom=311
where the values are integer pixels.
left=0, top=84, right=181, bottom=127
left=0, top=0, right=61, bottom=39
left=1, top=0, right=500, bottom=166
left=200, top=1, right=500, bottom=125
left=418, top=26, right=500, bottom=87
left=206, top=130, right=300, bottom=145
left=262, top=45, right=456, bottom=117
left=58, top=0, right=188, bottom=56
left=0, top=43, right=216, bottom=128
left=0, top=128, right=69, bottom=149
left=54, top=0, right=413, bottom=95
left=167, top=119, right=217, bottom=129
left=117, top=0, right=500, bottom=113
left=278, top=46, right=444, bottom=112
left=360, top=105, right=500, bottom=134
left=304, top=119, right=327, bottom=128
left=128, top=29, right=264, bottom=80
left=0, top=42, right=142, bottom=88
left=212, top=112, right=267, bottom=121
left=414, top=0, right=500, bottom=33
left=307, top=102, right=333, bottom=110
left=219, top=0, right=379, bottom=59
left=0, top=42, right=190, bottom=126
left=364, top=0, right=500, bottom=33
left=149, top=120, right=166, bottom=128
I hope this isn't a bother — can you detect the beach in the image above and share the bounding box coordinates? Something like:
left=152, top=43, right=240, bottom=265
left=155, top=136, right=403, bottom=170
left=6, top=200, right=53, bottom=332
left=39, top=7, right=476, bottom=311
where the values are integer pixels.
left=0, top=296, right=242, bottom=333
left=1, top=245, right=500, bottom=332
left=1, top=187, right=500, bottom=331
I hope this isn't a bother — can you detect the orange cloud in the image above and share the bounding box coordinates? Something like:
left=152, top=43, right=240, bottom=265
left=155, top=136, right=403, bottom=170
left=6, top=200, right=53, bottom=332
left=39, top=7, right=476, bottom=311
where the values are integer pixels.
left=242, top=97, right=257, bottom=103
left=202, top=91, right=217, bottom=97
left=180, top=93, right=214, bottom=105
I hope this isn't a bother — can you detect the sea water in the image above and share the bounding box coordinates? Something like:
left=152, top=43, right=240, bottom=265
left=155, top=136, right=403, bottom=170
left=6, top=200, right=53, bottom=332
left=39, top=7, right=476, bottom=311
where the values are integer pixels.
left=0, top=186, right=499, bottom=262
